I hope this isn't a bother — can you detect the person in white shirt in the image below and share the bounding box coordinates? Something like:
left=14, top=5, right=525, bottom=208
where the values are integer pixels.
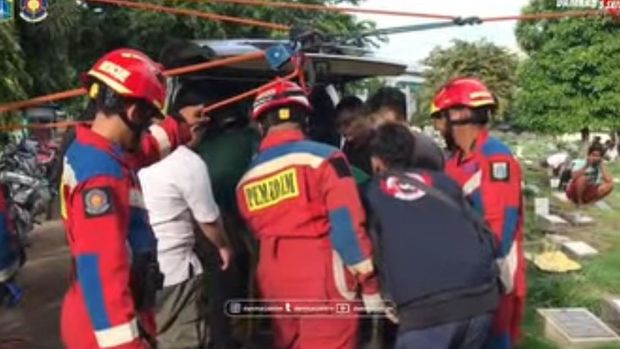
left=139, top=97, right=233, bottom=349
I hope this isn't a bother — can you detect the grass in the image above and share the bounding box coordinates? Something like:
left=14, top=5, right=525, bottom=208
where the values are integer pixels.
left=501, top=133, right=620, bottom=349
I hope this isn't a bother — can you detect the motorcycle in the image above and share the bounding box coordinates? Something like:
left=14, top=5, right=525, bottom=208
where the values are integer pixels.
left=0, top=139, right=53, bottom=246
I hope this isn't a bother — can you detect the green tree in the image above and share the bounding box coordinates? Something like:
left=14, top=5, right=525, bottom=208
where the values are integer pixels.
left=0, top=24, right=31, bottom=125
left=513, top=0, right=620, bottom=133
left=415, top=39, right=519, bottom=125
left=5, top=0, right=376, bottom=103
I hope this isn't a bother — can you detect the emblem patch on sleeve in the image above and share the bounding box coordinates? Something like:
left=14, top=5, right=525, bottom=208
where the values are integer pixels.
left=491, top=162, right=510, bottom=182
left=83, top=187, right=113, bottom=218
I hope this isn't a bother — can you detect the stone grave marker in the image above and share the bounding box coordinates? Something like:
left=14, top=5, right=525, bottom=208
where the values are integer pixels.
left=595, top=201, right=612, bottom=211
left=538, top=308, right=620, bottom=348
left=546, top=234, right=572, bottom=245
left=562, top=212, right=595, bottom=226
left=601, top=296, right=620, bottom=333
left=562, top=241, right=599, bottom=260
left=535, top=197, right=570, bottom=233
left=535, top=198, right=550, bottom=216
left=549, top=178, right=560, bottom=190
left=553, top=192, right=570, bottom=203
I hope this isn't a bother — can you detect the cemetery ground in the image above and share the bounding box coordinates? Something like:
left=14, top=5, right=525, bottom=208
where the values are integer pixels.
left=506, top=132, right=620, bottom=349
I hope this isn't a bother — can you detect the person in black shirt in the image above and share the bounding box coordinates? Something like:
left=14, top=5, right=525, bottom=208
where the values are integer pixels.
left=336, top=96, right=375, bottom=175
left=366, top=87, right=446, bottom=171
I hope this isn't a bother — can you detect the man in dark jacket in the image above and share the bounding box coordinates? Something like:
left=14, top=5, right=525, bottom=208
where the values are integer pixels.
left=365, top=124, right=499, bottom=349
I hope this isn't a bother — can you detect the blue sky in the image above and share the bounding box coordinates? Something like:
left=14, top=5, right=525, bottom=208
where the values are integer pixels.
left=356, top=0, right=531, bottom=66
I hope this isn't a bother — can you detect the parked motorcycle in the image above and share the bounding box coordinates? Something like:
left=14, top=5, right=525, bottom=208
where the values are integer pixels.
left=0, top=139, right=53, bottom=245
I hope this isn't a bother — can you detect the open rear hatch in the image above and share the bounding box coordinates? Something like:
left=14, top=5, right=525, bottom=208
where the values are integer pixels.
left=160, top=39, right=407, bottom=86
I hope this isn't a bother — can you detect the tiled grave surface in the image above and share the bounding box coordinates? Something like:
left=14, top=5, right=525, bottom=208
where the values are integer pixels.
left=538, top=308, right=620, bottom=348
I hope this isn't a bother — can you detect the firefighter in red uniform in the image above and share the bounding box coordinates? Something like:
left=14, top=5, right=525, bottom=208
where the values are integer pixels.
left=431, top=77, right=525, bottom=349
left=236, top=79, right=382, bottom=349
left=59, top=48, right=196, bottom=349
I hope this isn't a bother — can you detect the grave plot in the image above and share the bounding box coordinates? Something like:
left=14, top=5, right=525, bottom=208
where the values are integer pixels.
left=594, top=200, right=613, bottom=211
left=538, top=308, right=620, bottom=348
left=553, top=191, right=571, bottom=203
left=601, top=296, right=620, bottom=334
left=561, top=212, right=596, bottom=226
left=561, top=241, right=599, bottom=260
left=535, top=198, right=570, bottom=233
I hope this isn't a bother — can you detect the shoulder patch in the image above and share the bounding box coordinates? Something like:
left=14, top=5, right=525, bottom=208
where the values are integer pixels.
left=83, top=187, right=114, bottom=218
left=329, top=157, right=352, bottom=178
left=490, top=161, right=510, bottom=182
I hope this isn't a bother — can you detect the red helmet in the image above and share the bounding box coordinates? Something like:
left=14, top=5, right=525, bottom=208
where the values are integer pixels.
left=431, top=77, right=495, bottom=115
left=84, top=48, right=166, bottom=113
left=251, top=78, right=312, bottom=120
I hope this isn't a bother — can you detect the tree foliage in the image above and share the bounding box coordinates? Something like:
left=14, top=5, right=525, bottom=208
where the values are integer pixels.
left=0, top=0, right=375, bottom=106
left=415, top=39, right=519, bottom=124
left=513, top=0, right=620, bottom=133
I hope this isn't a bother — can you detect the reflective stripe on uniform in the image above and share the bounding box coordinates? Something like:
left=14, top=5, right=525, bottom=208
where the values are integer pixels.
left=463, top=170, right=482, bottom=196
left=496, top=242, right=518, bottom=294
left=332, top=251, right=356, bottom=301
left=238, top=153, right=324, bottom=185
left=148, top=124, right=172, bottom=158
left=94, top=317, right=140, bottom=348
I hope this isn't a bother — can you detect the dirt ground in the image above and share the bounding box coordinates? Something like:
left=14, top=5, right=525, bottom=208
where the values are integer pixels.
left=0, top=220, right=69, bottom=349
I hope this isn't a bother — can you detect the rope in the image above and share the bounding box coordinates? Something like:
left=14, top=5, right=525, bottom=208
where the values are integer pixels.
left=86, top=0, right=290, bottom=31
left=482, top=9, right=604, bottom=22
left=0, top=51, right=266, bottom=114
left=201, top=67, right=301, bottom=115
left=0, top=89, right=86, bottom=114
left=202, top=0, right=457, bottom=20
left=202, top=0, right=611, bottom=22
left=0, top=120, right=90, bottom=132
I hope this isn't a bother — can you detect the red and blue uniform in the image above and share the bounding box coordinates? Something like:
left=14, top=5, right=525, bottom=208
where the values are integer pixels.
left=445, top=130, right=526, bottom=349
left=236, top=129, right=380, bottom=349
left=59, top=118, right=189, bottom=349
left=0, top=189, right=19, bottom=283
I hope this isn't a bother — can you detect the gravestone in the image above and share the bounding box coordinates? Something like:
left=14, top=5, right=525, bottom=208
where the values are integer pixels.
left=538, top=308, right=620, bottom=348
left=550, top=178, right=560, bottom=190
left=595, top=201, right=612, bottom=211
left=546, top=234, right=572, bottom=245
left=535, top=198, right=550, bottom=216
left=553, top=192, right=571, bottom=203
left=562, top=212, right=595, bottom=226
left=601, top=296, right=620, bottom=333
left=562, top=241, right=599, bottom=260
left=535, top=197, right=570, bottom=233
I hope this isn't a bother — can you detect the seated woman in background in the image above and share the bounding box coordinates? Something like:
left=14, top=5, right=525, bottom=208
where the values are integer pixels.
left=566, top=143, right=615, bottom=207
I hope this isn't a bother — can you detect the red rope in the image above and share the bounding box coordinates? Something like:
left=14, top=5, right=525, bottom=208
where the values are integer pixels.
left=0, top=52, right=266, bottom=114
left=202, top=0, right=456, bottom=20
left=87, top=0, right=290, bottom=31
